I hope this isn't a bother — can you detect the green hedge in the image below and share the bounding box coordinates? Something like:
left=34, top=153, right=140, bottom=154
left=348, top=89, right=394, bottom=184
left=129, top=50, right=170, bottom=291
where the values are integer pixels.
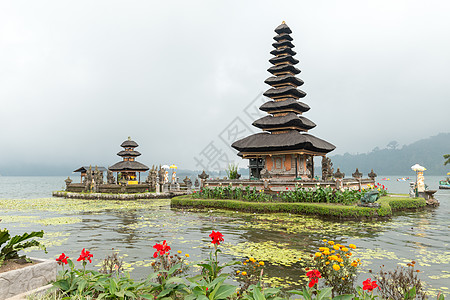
left=171, top=195, right=426, bottom=219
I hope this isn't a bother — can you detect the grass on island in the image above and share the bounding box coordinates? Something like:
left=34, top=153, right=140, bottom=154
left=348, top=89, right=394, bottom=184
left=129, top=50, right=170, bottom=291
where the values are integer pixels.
left=171, top=195, right=427, bottom=219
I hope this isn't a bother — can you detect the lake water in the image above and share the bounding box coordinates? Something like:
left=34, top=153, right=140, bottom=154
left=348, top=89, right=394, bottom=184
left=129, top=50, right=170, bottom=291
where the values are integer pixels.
left=0, top=175, right=448, bottom=297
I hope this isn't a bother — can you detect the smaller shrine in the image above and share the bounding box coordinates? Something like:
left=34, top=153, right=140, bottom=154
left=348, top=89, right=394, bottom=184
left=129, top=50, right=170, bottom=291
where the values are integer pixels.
left=109, top=137, right=149, bottom=184
left=73, top=166, right=107, bottom=183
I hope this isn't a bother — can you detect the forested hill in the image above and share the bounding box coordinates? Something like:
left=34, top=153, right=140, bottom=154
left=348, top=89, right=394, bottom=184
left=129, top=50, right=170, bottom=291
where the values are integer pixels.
left=330, top=133, right=450, bottom=176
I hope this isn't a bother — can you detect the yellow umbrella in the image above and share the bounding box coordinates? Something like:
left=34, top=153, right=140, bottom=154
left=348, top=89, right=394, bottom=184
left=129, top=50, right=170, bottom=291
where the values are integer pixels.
left=170, top=164, right=178, bottom=169
left=447, top=172, right=450, bottom=176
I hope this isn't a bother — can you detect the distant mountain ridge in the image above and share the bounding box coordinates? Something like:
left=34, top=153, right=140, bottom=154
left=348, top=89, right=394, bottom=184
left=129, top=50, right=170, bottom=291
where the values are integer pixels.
left=330, top=133, right=450, bottom=176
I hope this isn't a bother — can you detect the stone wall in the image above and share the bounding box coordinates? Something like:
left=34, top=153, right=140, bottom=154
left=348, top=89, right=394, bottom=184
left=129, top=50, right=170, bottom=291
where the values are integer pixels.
left=0, top=258, right=57, bottom=300
left=202, top=178, right=375, bottom=193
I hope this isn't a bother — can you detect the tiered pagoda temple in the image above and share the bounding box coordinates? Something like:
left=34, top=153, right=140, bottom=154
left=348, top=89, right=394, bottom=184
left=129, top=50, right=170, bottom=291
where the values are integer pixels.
left=232, top=22, right=335, bottom=180
left=109, top=137, right=149, bottom=183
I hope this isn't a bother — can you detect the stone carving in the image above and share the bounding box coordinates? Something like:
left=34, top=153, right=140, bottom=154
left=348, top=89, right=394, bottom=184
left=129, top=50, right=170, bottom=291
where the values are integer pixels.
left=368, top=169, right=377, bottom=181
left=84, top=166, right=94, bottom=192
left=321, top=157, right=334, bottom=181
left=158, top=166, right=165, bottom=185
left=333, top=168, right=345, bottom=179
left=306, top=156, right=313, bottom=179
left=198, top=170, right=209, bottom=180
left=360, top=190, right=380, bottom=206
left=194, top=178, right=200, bottom=189
left=64, top=177, right=72, bottom=189
left=352, top=168, right=362, bottom=180
left=260, top=168, right=272, bottom=179
left=94, top=166, right=103, bottom=185
left=183, top=176, right=192, bottom=190
left=107, top=169, right=115, bottom=184
left=146, top=165, right=157, bottom=191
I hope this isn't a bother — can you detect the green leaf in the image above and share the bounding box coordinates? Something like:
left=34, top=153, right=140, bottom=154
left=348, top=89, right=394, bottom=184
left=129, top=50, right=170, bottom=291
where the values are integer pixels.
left=333, top=295, right=354, bottom=300
left=317, top=287, right=333, bottom=300
left=213, top=284, right=237, bottom=300
left=253, top=286, right=266, bottom=300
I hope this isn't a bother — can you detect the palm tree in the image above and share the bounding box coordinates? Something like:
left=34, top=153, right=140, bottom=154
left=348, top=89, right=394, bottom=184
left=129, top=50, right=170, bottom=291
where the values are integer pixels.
left=444, top=154, right=450, bottom=165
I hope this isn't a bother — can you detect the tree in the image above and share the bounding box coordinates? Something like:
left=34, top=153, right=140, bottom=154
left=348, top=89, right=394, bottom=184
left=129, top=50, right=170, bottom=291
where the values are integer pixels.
left=444, top=154, right=450, bottom=166
left=386, top=141, right=399, bottom=150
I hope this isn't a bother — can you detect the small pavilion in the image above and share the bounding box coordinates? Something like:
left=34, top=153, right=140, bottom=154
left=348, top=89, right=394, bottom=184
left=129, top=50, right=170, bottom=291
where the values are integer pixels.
left=109, top=137, right=149, bottom=183
left=232, top=22, right=335, bottom=180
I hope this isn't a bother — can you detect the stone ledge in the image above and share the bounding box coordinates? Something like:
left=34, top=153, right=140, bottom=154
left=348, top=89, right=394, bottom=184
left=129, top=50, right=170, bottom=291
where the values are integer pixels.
left=0, top=258, right=57, bottom=300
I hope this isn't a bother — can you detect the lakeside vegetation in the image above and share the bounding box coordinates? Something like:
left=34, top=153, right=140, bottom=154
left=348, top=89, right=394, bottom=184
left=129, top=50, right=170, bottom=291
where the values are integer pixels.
left=23, top=231, right=445, bottom=299
left=172, top=195, right=426, bottom=219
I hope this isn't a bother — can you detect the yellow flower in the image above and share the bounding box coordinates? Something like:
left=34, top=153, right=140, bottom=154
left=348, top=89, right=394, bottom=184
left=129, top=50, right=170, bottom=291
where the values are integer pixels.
left=328, top=241, right=335, bottom=246
left=177, top=250, right=182, bottom=254
left=340, top=263, right=344, bottom=266
left=259, top=261, right=264, bottom=266
left=323, top=251, right=331, bottom=256
left=250, top=257, right=255, bottom=262
left=242, top=271, right=247, bottom=276
left=243, top=262, right=247, bottom=265
left=333, top=264, right=340, bottom=271
left=185, top=254, right=189, bottom=257
left=337, top=258, right=343, bottom=263
left=331, top=250, right=335, bottom=253
left=342, top=277, right=346, bottom=281
left=319, top=247, right=330, bottom=252
left=326, top=261, right=330, bottom=265
left=333, top=245, right=340, bottom=251
left=341, top=247, right=349, bottom=252
left=315, top=252, right=322, bottom=258
left=236, top=270, right=240, bottom=274
left=323, top=239, right=327, bottom=242
left=349, top=244, right=356, bottom=249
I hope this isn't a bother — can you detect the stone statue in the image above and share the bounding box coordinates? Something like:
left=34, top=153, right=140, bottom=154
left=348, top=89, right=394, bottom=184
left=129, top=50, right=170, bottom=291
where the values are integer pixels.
left=107, top=169, right=115, bottom=184
left=360, top=190, right=380, bottom=205
left=194, top=178, right=200, bottom=189
left=321, top=157, right=334, bottom=181
left=352, top=168, right=362, bottom=180
left=368, top=169, right=377, bottom=181
left=94, top=166, right=103, bottom=185
left=84, top=166, right=94, bottom=192
left=183, top=176, right=192, bottom=190
left=158, top=166, right=165, bottom=185
left=65, top=177, right=72, bottom=189
left=333, top=168, right=345, bottom=179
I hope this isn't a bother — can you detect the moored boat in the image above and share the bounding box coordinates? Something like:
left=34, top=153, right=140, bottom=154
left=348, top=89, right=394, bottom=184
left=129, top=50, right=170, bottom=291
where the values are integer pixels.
left=439, top=179, right=450, bottom=189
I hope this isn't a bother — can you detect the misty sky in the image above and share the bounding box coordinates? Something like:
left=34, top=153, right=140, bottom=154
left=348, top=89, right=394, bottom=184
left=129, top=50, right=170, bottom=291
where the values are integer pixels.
left=1, top=0, right=449, bottom=173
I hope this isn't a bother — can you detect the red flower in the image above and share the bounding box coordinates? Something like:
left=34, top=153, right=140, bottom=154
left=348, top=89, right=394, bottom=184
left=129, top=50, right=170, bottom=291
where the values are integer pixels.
left=56, top=253, right=69, bottom=265
left=153, top=240, right=171, bottom=258
left=362, top=278, right=379, bottom=292
left=77, top=248, right=93, bottom=263
left=306, top=269, right=321, bottom=288
left=209, top=231, right=224, bottom=245
left=286, top=187, right=289, bottom=190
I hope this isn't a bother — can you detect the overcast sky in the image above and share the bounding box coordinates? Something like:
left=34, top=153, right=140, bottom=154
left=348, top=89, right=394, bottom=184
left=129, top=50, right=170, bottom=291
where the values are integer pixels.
left=1, top=0, right=449, bottom=173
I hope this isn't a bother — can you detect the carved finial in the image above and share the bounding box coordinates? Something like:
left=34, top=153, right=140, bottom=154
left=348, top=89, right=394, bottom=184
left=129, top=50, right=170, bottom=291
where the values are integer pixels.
left=282, top=21, right=286, bottom=24
left=128, top=136, right=131, bottom=140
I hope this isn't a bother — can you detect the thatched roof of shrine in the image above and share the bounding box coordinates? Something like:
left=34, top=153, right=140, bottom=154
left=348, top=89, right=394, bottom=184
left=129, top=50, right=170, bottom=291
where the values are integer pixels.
left=232, top=131, right=335, bottom=154
left=253, top=113, right=316, bottom=131
left=109, top=161, right=149, bottom=172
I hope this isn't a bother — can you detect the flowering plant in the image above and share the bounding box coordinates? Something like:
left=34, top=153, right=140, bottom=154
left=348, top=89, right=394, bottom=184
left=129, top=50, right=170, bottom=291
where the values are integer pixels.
left=310, top=239, right=360, bottom=296
left=153, top=240, right=171, bottom=258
